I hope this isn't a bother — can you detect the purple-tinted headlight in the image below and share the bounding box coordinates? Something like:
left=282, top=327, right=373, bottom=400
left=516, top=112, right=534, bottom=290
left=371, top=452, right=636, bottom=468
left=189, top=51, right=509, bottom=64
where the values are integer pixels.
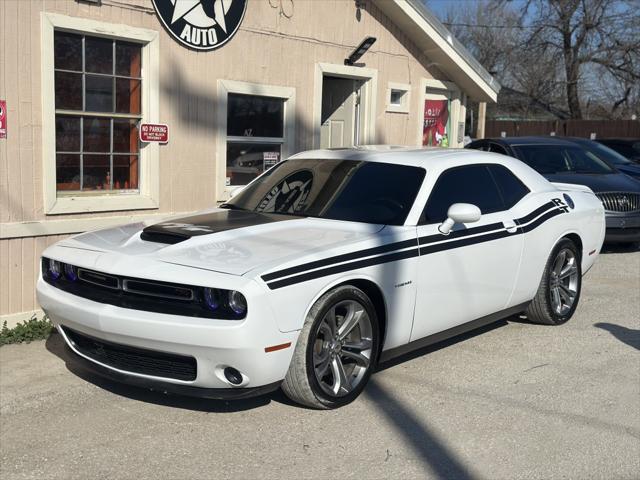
left=48, top=259, right=62, bottom=281
left=203, top=288, right=220, bottom=311
left=64, top=263, right=78, bottom=281
left=228, top=290, right=247, bottom=316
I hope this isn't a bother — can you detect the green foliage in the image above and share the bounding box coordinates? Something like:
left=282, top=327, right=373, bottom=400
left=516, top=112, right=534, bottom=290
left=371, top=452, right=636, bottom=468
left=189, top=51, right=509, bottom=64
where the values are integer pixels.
left=0, top=315, right=54, bottom=346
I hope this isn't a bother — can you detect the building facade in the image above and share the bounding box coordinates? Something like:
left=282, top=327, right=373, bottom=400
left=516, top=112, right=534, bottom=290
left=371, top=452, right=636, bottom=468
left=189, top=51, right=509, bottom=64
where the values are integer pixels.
left=0, top=0, right=498, bottom=325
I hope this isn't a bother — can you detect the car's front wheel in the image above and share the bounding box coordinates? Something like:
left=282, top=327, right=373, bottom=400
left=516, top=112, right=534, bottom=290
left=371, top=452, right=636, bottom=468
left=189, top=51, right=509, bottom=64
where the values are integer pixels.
left=282, top=285, right=379, bottom=409
left=526, top=238, right=582, bottom=325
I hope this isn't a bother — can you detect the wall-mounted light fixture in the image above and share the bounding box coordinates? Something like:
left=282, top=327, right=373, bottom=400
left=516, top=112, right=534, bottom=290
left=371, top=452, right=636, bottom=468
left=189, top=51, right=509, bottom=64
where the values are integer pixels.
left=345, top=36, right=376, bottom=66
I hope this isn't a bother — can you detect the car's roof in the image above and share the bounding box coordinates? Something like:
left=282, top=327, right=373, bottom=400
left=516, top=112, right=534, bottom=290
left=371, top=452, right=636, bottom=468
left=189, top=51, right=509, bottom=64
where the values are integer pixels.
left=289, top=145, right=493, bottom=168
left=596, top=138, right=639, bottom=142
left=480, top=136, right=579, bottom=146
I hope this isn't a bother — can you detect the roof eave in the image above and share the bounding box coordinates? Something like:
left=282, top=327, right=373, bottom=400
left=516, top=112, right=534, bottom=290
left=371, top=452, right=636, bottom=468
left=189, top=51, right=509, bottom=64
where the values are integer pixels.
left=372, top=0, right=500, bottom=103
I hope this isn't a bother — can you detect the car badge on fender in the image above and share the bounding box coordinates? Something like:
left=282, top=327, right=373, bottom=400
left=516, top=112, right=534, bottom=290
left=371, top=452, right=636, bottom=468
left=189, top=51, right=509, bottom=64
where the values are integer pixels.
left=152, top=0, right=248, bottom=51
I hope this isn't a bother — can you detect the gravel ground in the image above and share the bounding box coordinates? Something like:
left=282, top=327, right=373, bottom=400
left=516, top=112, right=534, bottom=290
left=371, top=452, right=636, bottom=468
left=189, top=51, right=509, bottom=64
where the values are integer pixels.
left=1, top=246, right=639, bottom=480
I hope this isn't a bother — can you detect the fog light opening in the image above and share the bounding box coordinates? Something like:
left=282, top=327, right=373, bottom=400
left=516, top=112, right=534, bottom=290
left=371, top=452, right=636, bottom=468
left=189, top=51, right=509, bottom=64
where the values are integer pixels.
left=223, top=367, right=243, bottom=385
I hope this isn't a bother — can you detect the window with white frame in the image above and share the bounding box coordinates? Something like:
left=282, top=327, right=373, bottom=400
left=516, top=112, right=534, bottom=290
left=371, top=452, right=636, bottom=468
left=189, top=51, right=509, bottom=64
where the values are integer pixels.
left=54, top=32, right=142, bottom=193
left=226, top=94, right=285, bottom=186
left=386, top=82, right=410, bottom=113
left=217, top=80, right=295, bottom=198
left=42, top=13, right=159, bottom=215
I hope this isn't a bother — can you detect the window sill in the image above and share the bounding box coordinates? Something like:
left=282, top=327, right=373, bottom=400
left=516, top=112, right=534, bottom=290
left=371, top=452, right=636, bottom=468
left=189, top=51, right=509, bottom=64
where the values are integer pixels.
left=46, top=193, right=159, bottom=215
left=385, top=104, right=410, bottom=114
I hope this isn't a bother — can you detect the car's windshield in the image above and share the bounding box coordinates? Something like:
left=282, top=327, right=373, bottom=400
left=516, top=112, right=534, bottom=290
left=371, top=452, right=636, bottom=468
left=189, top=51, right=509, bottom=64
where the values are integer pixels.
left=512, top=144, right=615, bottom=175
left=581, top=141, right=632, bottom=166
left=223, top=158, right=426, bottom=225
left=603, top=141, right=640, bottom=159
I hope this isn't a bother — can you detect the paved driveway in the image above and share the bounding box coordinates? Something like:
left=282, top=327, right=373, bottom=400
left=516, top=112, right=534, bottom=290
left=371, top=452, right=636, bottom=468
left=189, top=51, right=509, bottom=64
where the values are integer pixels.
left=1, top=246, right=639, bottom=480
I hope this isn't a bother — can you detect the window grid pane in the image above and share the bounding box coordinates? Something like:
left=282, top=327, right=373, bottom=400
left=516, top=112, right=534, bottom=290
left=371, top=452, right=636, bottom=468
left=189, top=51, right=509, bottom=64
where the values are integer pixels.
left=54, top=31, right=142, bottom=193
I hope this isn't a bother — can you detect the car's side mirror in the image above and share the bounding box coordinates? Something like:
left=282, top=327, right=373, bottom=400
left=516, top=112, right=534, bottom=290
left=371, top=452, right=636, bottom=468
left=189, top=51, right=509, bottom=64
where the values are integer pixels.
left=438, top=203, right=482, bottom=235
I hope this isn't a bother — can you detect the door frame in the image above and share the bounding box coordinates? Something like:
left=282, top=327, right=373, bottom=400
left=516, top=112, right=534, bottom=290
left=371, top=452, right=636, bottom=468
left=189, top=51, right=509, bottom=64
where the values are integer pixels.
left=313, top=63, right=378, bottom=149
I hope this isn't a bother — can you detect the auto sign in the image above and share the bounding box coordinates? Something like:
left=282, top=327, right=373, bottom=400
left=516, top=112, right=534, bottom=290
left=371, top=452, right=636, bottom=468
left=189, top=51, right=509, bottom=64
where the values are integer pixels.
left=152, top=0, right=247, bottom=51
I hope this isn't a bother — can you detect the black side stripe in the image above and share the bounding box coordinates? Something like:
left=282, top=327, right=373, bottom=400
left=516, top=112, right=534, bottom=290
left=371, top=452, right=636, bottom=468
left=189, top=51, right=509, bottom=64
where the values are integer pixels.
left=263, top=203, right=564, bottom=290
left=266, top=248, right=420, bottom=290
left=419, top=221, right=503, bottom=245
left=261, top=238, right=417, bottom=282
left=419, top=229, right=512, bottom=256
left=519, top=207, right=562, bottom=233
left=515, top=201, right=556, bottom=226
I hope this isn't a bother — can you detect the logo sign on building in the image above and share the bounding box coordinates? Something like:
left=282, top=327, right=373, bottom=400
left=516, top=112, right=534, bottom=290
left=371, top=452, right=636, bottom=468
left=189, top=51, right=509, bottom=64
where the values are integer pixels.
left=0, top=100, right=7, bottom=139
left=152, top=0, right=247, bottom=51
left=140, top=123, right=169, bottom=143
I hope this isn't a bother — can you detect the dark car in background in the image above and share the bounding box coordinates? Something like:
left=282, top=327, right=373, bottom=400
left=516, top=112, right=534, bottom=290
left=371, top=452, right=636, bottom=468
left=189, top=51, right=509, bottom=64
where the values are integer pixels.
left=595, top=139, right=640, bottom=163
left=466, top=136, right=640, bottom=243
left=567, top=138, right=640, bottom=180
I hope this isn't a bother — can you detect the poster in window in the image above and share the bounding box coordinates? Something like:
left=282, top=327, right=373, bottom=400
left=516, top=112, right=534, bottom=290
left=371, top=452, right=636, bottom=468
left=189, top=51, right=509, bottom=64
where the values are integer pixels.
left=423, top=99, right=449, bottom=147
left=263, top=151, right=280, bottom=171
left=0, top=100, right=6, bottom=139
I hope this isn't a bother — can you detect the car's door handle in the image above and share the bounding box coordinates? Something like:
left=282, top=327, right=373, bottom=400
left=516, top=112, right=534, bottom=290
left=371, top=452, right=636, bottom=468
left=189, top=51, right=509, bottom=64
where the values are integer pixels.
left=503, top=220, right=518, bottom=233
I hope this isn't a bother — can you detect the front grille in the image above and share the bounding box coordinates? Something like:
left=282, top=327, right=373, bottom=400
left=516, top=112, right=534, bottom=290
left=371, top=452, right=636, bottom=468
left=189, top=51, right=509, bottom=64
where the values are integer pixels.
left=596, top=192, right=640, bottom=212
left=63, top=327, right=197, bottom=381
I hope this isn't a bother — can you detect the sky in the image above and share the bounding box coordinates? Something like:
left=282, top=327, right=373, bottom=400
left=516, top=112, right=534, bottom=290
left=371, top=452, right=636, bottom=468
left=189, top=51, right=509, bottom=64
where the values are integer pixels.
left=424, top=0, right=527, bottom=21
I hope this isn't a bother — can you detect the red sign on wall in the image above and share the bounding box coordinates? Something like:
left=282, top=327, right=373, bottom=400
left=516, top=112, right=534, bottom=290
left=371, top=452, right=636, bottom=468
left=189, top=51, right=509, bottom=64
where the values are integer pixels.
left=139, top=123, right=169, bottom=143
left=422, top=99, right=449, bottom=147
left=0, top=100, right=7, bottom=139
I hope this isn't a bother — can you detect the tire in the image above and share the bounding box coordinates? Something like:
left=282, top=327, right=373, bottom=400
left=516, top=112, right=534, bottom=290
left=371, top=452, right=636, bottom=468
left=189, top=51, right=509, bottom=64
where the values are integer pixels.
left=282, top=285, right=380, bottom=409
left=526, top=238, right=582, bottom=325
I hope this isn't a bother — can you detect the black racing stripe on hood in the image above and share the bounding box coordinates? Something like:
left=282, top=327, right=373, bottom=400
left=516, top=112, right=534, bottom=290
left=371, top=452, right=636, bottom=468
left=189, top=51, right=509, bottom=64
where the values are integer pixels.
left=141, top=210, right=304, bottom=244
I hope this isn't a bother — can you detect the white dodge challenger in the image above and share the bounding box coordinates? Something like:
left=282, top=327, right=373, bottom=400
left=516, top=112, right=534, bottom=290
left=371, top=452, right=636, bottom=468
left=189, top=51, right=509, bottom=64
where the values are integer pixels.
left=37, top=147, right=606, bottom=409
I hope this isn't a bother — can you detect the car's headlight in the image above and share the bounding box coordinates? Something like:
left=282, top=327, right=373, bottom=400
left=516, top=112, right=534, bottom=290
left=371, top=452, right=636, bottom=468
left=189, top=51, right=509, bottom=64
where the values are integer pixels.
left=228, top=290, right=248, bottom=316
left=44, top=258, right=62, bottom=281
left=203, top=287, right=247, bottom=318
left=203, top=287, right=221, bottom=311
left=64, top=263, right=78, bottom=282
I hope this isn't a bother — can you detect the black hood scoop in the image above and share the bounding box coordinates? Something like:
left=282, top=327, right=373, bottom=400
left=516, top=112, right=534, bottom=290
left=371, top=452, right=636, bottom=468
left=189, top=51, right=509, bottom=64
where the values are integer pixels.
left=141, top=209, right=303, bottom=244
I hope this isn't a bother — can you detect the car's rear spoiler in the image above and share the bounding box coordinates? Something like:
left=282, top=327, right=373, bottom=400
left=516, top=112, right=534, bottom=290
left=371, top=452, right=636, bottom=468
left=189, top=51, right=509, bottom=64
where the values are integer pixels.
left=551, top=182, right=596, bottom=195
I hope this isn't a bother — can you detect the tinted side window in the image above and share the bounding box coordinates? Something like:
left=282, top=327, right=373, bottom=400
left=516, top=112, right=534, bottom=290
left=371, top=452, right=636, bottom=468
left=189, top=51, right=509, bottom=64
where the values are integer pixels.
left=422, top=165, right=504, bottom=224
left=488, top=165, right=530, bottom=209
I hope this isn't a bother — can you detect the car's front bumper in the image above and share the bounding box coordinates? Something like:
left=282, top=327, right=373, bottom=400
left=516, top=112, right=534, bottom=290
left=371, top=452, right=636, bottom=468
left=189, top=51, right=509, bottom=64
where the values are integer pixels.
left=61, top=336, right=282, bottom=399
left=605, top=211, right=640, bottom=242
left=37, top=277, right=298, bottom=397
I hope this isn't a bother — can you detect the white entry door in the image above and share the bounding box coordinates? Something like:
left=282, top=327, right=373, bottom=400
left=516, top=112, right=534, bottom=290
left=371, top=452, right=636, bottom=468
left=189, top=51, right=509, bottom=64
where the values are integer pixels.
left=321, top=77, right=361, bottom=149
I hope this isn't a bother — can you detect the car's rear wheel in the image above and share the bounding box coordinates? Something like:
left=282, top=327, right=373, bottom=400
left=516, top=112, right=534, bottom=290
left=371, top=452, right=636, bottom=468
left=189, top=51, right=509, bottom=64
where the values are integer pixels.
left=282, top=285, right=379, bottom=409
left=526, top=238, right=582, bottom=325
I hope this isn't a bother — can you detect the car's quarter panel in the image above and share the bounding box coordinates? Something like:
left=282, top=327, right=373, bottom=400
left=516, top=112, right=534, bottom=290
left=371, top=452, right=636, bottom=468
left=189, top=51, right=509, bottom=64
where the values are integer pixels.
left=255, top=225, right=419, bottom=351
left=511, top=188, right=605, bottom=305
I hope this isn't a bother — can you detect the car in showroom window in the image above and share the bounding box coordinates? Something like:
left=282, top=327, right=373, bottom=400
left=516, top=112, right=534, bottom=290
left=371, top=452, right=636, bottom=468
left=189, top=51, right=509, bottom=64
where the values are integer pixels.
left=37, top=147, right=605, bottom=409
